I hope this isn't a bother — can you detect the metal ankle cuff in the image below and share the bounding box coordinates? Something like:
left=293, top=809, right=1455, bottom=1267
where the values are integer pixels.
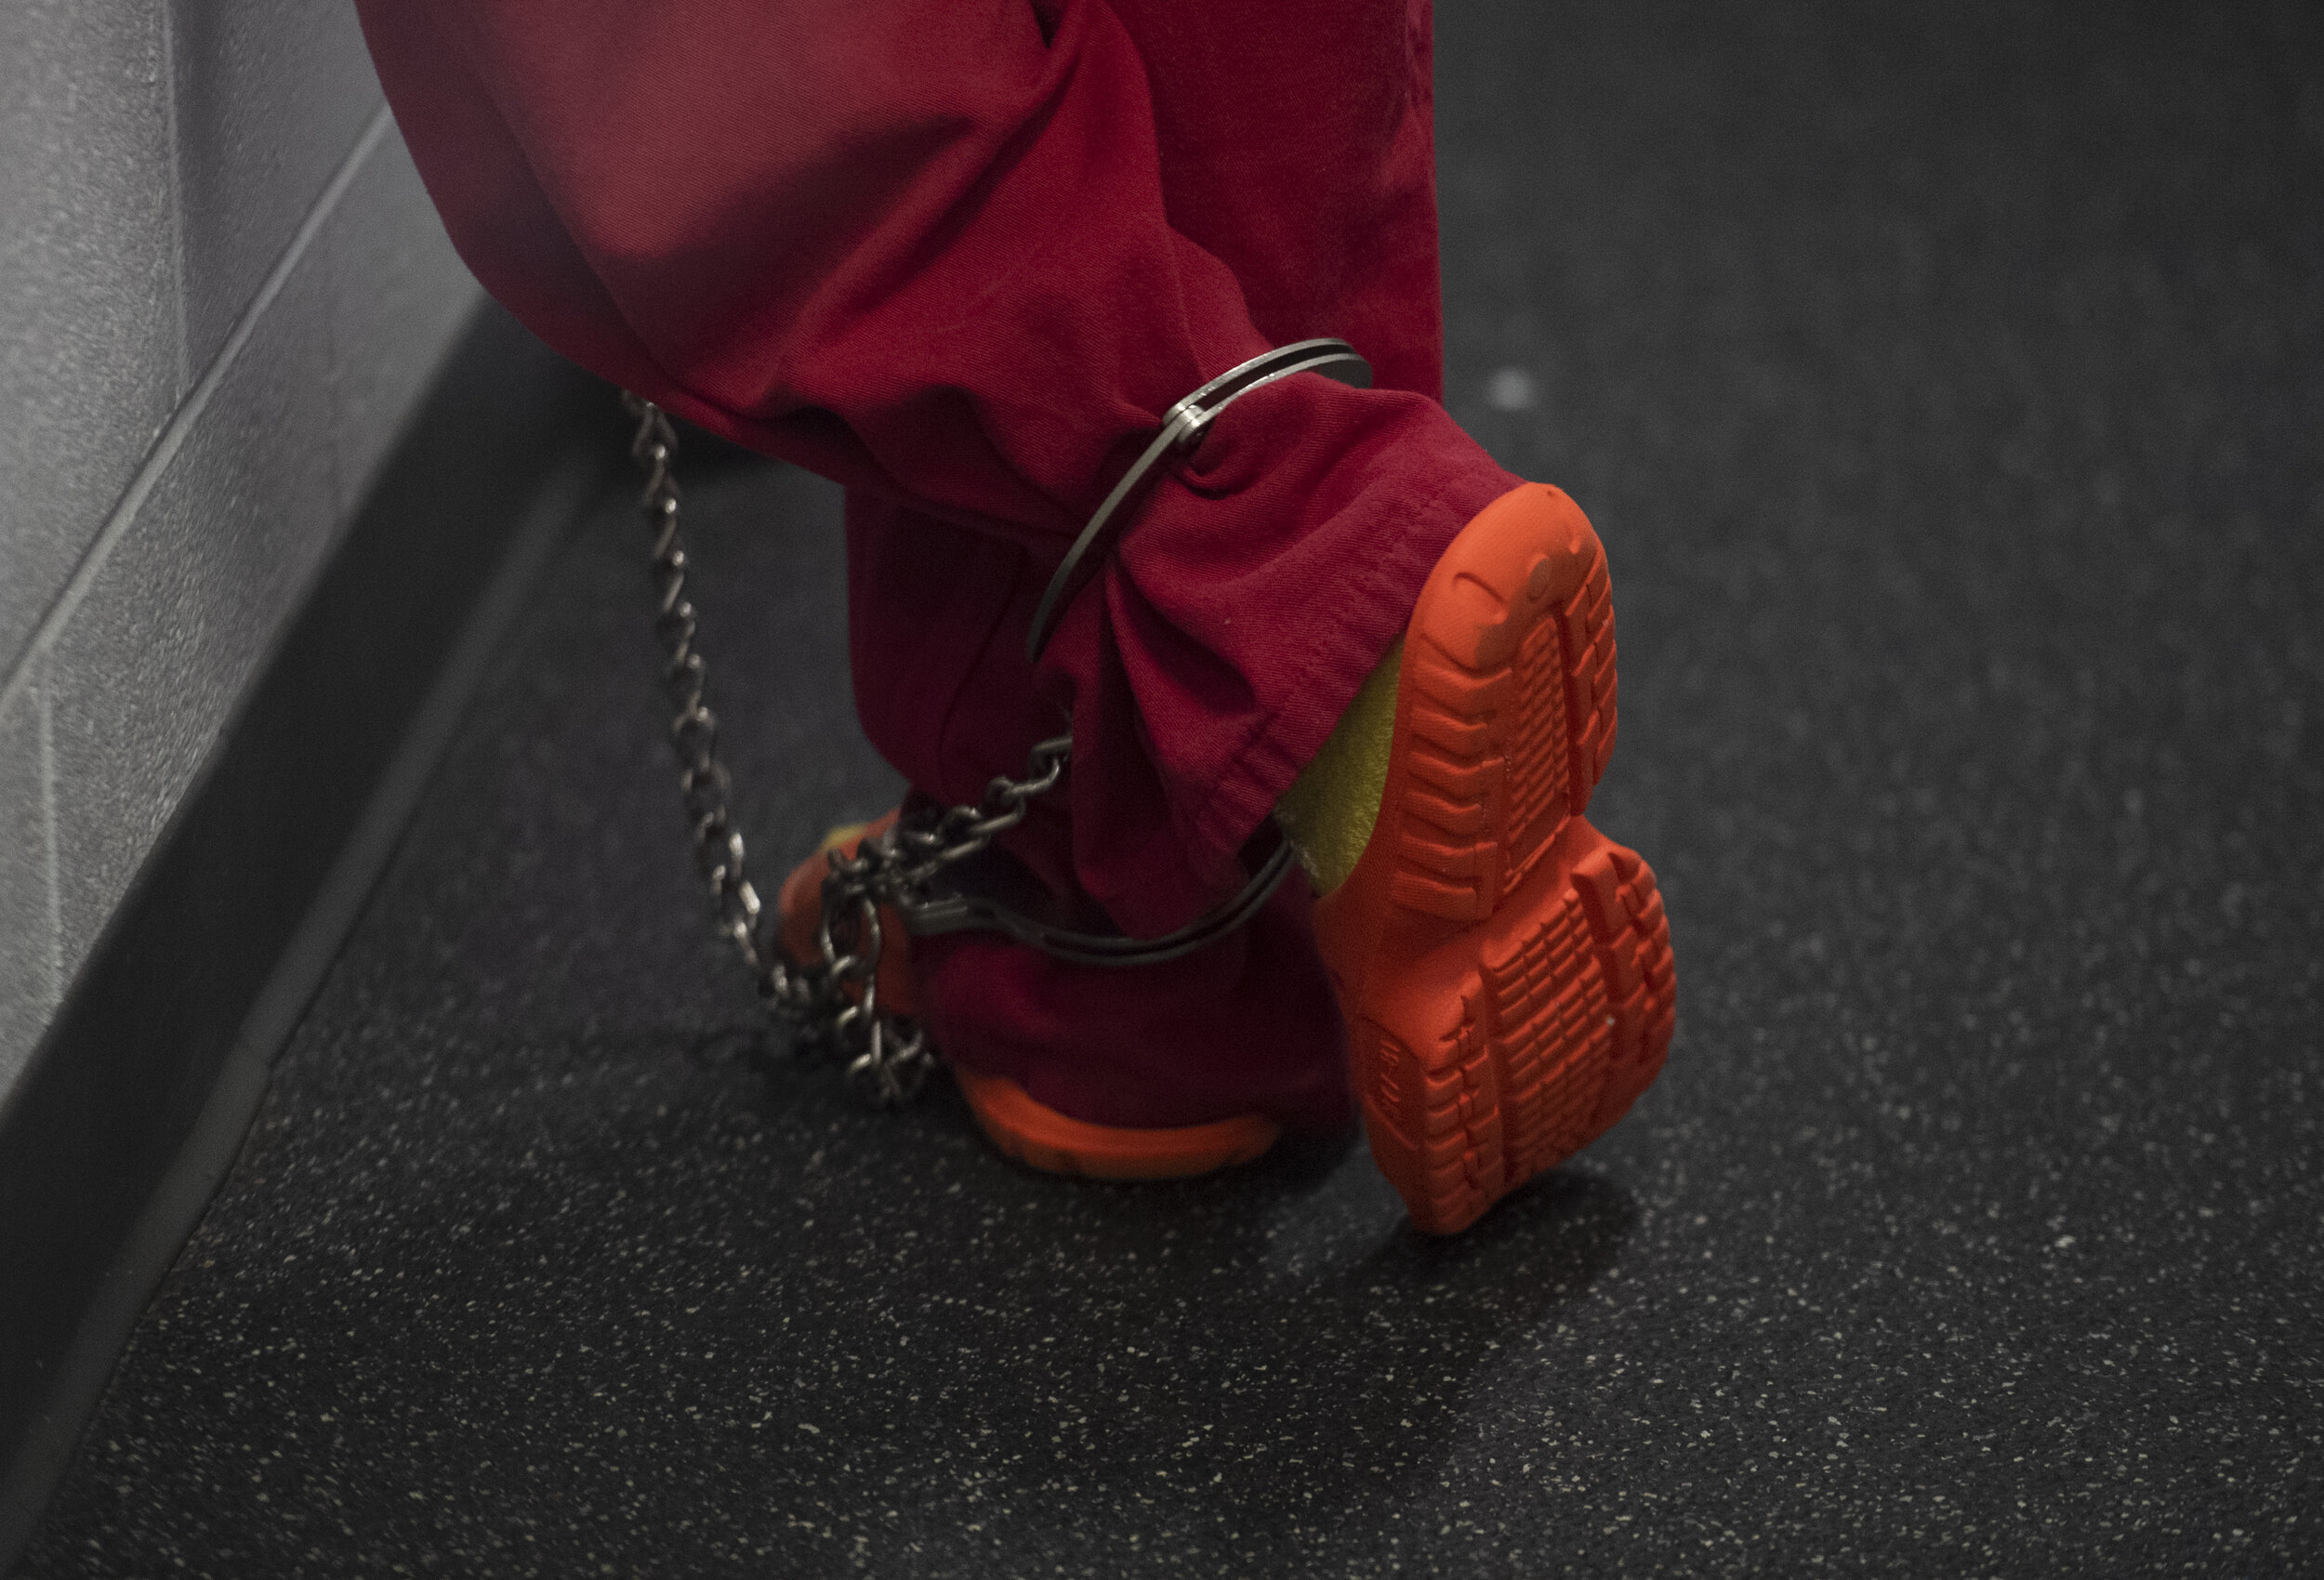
left=1024, top=338, right=1373, bottom=665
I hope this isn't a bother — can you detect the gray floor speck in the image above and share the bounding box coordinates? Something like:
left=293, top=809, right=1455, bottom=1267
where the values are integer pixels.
left=20, top=0, right=2324, bottom=1574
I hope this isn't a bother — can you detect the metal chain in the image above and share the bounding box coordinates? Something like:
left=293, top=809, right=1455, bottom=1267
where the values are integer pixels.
left=622, top=393, right=1069, bottom=1106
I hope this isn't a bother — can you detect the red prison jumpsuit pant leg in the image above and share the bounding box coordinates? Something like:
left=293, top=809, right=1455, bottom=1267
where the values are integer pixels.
left=354, top=0, right=1519, bottom=1132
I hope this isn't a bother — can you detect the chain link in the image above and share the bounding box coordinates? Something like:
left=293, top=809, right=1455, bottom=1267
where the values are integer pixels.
left=622, top=394, right=1069, bottom=1106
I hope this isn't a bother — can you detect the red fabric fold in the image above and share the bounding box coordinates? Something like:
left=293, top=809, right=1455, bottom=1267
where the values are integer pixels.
left=355, top=0, right=1518, bottom=1127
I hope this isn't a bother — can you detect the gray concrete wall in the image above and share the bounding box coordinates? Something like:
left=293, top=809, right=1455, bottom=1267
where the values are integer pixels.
left=0, top=0, right=482, bottom=1092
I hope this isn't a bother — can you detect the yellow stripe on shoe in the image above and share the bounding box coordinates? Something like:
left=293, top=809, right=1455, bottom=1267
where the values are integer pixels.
left=1277, top=639, right=1404, bottom=895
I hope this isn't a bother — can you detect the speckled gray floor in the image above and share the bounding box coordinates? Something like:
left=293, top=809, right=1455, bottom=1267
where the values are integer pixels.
left=20, top=1, right=2324, bottom=1574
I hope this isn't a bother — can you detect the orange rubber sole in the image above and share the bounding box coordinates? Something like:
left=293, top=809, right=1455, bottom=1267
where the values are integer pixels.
left=955, top=1070, right=1280, bottom=1180
left=775, top=817, right=1281, bottom=1180
left=1313, top=482, right=1676, bottom=1235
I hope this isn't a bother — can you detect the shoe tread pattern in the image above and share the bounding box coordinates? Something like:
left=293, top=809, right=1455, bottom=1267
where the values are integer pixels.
left=1352, top=488, right=1673, bottom=1234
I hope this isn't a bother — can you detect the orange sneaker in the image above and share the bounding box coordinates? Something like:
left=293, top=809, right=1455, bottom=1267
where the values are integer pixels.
left=774, top=818, right=1282, bottom=1179
left=1312, top=482, right=1676, bottom=1234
